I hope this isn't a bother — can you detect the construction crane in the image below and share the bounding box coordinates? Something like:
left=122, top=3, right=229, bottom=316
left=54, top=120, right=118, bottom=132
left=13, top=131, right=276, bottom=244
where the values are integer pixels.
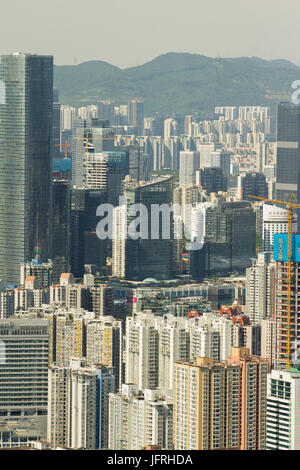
left=249, top=194, right=300, bottom=369
left=56, top=140, right=71, bottom=159
left=76, top=134, right=115, bottom=153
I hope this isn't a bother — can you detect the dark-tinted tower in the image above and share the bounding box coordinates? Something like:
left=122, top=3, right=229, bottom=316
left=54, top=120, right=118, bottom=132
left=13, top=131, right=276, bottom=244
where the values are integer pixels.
left=0, top=53, right=53, bottom=286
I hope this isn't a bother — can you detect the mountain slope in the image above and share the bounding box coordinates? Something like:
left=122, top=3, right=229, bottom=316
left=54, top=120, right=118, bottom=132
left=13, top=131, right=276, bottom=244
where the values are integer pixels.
left=54, top=52, right=299, bottom=114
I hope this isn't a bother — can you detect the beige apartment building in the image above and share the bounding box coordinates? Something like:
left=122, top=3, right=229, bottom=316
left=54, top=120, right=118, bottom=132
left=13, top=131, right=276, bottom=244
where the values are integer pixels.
left=174, top=347, right=269, bottom=450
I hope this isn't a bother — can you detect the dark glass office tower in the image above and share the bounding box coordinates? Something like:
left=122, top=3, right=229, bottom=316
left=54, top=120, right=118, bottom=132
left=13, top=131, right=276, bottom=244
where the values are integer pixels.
left=190, top=201, right=256, bottom=280
left=241, top=172, right=268, bottom=201
left=106, top=151, right=129, bottom=206
left=276, top=103, right=300, bottom=203
left=152, top=116, right=164, bottom=138
left=98, top=100, right=114, bottom=125
left=113, top=176, right=174, bottom=281
left=208, top=201, right=256, bottom=273
left=52, top=179, right=70, bottom=283
left=53, top=87, right=61, bottom=158
left=83, top=189, right=108, bottom=275
left=121, top=145, right=140, bottom=181
left=128, top=99, right=144, bottom=136
left=70, top=188, right=86, bottom=277
left=0, top=53, right=53, bottom=286
left=70, top=188, right=107, bottom=278
left=199, top=167, right=227, bottom=195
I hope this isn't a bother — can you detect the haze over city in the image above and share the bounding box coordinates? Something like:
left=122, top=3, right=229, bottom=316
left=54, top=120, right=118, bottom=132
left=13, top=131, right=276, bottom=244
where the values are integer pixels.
left=2, top=0, right=300, bottom=67
left=2, top=0, right=300, bottom=457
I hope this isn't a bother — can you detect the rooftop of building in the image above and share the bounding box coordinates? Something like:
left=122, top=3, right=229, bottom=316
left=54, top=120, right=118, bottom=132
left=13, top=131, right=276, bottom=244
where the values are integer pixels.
left=60, top=273, right=72, bottom=279
left=124, top=174, right=173, bottom=191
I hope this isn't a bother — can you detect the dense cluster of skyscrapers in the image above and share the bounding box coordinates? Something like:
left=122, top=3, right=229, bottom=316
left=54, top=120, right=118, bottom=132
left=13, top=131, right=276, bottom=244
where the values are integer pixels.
left=0, top=52, right=300, bottom=451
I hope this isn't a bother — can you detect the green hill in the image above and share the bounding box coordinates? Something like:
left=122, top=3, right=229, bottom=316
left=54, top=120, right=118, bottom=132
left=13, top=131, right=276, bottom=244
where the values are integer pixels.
left=54, top=52, right=300, bottom=114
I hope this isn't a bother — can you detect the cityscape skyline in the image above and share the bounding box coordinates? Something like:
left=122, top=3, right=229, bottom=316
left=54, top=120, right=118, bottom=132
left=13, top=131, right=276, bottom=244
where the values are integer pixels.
left=1, top=14, right=300, bottom=450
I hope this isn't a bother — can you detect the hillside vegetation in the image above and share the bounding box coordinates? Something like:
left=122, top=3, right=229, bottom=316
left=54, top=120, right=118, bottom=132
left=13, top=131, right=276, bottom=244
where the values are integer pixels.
left=54, top=52, right=299, bottom=114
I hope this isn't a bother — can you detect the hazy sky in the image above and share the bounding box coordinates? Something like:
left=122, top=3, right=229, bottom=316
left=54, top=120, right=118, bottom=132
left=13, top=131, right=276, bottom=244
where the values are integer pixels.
left=2, top=0, right=300, bottom=68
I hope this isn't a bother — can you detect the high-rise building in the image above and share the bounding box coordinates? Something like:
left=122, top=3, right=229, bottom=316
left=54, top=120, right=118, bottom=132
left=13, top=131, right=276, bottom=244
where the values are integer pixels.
left=152, top=116, right=164, bottom=138
left=89, top=284, right=115, bottom=318
left=197, top=144, right=230, bottom=178
left=276, top=103, right=300, bottom=209
left=20, top=257, right=53, bottom=288
left=86, top=316, right=123, bottom=390
left=53, top=88, right=61, bottom=159
left=106, top=151, right=129, bottom=206
left=47, top=357, right=107, bottom=449
left=83, top=153, right=108, bottom=189
left=174, top=184, right=203, bottom=214
left=50, top=309, right=89, bottom=366
left=197, top=142, right=222, bottom=166
left=125, top=314, right=160, bottom=390
left=97, top=366, right=116, bottom=449
left=39, top=304, right=123, bottom=389
left=71, top=119, right=114, bottom=187
left=82, top=150, right=129, bottom=206
left=232, top=323, right=261, bottom=356
left=245, top=252, right=276, bottom=323
left=60, top=105, right=75, bottom=131
left=47, top=364, right=68, bottom=448
left=164, top=118, right=178, bottom=139
left=215, top=106, right=238, bottom=121
left=238, top=172, right=268, bottom=201
left=273, top=233, right=300, bottom=369
left=255, top=142, right=269, bottom=173
left=0, top=290, right=14, bottom=319
left=128, top=100, right=144, bottom=136
left=0, top=53, right=53, bottom=286
left=264, top=164, right=275, bottom=180
left=261, top=319, right=277, bottom=369
left=112, top=176, right=174, bottom=281
left=139, top=152, right=152, bottom=181
left=173, top=348, right=269, bottom=450
left=179, top=151, right=200, bottom=186
left=52, top=179, right=70, bottom=283
left=98, top=100, right=114, bottom=126
left=125, top=312, right=232, bottom=391
left=151, top=136, right=163, bottom=171
left=266, top=369, right=300, bottom=450
left=70, top=188, right=107, bottom=277
left=184, top=115, right=193, bottom=136
left=226, top=348, right=269, bottom=450
left=174, top=357, right=241, bottom=450
left=121, top=145, right=140, bottom=181
left=0, top=318, right=49, bottom=446
left=209, top=150, right=231, bottom=178
left=198, top=167, right=227, bottom=195
left=70, top=188, right=86, bottom=277
left=13, top=278, right=50, bottom=312
left=197, top=201, right=256, bottom=277
left=63, top=283, right=91, bottom=310
left=108, top=384, right=173, bottom=450
left=163, top=136, right=180, bottom=170
left=71, top=116, right=85, bottom=187
left=262, top=203, right=297, bottom=252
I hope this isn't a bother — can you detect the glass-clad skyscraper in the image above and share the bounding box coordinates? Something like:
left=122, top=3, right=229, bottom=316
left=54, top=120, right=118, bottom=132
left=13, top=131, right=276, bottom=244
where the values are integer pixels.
left=0, top=53, right=53, bottom=286
left=112, top=175, right=174, bottom=281
left=276, top=102, right=300, bottom=203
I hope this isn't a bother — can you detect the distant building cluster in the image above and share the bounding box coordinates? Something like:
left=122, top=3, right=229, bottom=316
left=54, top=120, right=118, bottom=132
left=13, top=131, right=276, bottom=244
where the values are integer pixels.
left=0, top=53, right=300, bottom=451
